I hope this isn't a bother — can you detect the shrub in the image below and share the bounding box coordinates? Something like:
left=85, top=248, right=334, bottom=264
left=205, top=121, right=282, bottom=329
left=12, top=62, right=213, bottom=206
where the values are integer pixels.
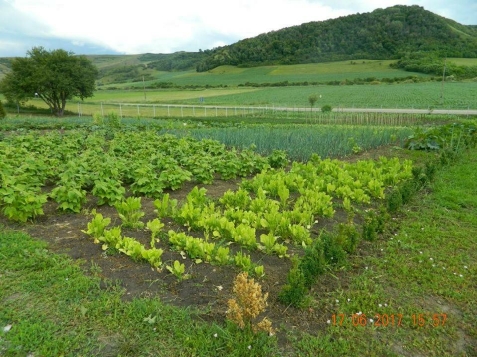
left=322, top=231, right=347, bottom=265
left=337, top=221, right=360, bottom=254
left=386, top=188, right=403, bottom=213
left=424, top=161, right=437, bottom=181
left=321, top=104, right=332, bottom=113
left=278, top=259, right=308, bottom=307
left=411, top=166, right=428, bottom=186
left=299, top=238, right=326, bottom=288
left=362, top=214, right=378, bottom=242
left=362, top=206, right=390, bottom=241
left=400, top=180, right=418, bottom=205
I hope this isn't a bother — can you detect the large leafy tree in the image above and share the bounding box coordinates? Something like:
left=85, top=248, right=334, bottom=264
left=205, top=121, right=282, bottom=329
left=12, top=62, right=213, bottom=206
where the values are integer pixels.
left=0, top=47, right=98, bottom=116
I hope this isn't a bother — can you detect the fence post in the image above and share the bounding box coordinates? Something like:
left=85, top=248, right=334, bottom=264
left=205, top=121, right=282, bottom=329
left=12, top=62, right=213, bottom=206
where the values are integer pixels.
left=137, top=105, right=140, bottom=116
left=153, top=105, right=156, bottom=117
left=119, top=103, right=122, bottom=119
left=78, top=102, right=80, bottom=117
left=168, top=105, right=170, bottom=117
left=181, top=106, right=183, bottom=117
left=101, top=102, right=104, bottom=116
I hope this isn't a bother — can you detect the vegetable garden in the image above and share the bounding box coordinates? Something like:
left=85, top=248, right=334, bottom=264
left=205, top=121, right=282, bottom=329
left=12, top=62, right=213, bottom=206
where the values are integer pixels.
left=0, top=123, right=415, bottom=280
left=1, top=115, right=476, bottom=355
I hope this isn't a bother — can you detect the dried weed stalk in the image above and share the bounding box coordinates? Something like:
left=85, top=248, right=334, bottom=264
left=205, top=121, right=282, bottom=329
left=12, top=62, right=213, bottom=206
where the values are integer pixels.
left=226, top=272, right=273, bottom=334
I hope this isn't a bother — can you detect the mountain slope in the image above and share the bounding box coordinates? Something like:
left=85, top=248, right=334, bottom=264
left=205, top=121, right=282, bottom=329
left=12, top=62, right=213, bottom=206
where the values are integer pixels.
left=197, top=5, right=477, bottom=71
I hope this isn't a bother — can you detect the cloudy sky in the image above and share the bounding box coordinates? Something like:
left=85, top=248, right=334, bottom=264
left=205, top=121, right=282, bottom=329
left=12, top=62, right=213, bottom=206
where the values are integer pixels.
left=1, top=0, right=476, bottom=57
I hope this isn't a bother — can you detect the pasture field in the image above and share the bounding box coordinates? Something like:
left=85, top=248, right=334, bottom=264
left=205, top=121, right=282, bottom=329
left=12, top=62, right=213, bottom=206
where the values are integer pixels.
left=106, top=60, right=429, bottom=89
left=447, top=57, right=477, bottom=66
left=0, top=116, right=476, bottom=356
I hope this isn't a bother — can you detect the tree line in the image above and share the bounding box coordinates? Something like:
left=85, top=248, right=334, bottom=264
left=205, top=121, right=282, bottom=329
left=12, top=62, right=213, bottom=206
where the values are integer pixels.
left=390, top=52, right=477, bottom=79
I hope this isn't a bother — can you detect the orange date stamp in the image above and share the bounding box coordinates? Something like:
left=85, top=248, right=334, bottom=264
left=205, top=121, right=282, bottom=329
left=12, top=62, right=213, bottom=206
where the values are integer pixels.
left=330, top=313, right=447, bottom=328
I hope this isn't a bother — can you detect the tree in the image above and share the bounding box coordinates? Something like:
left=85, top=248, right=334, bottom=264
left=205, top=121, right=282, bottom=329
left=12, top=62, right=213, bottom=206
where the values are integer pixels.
left=308, top=94, right=318, bottom=111
left=0, top=47, right=98, bottom=116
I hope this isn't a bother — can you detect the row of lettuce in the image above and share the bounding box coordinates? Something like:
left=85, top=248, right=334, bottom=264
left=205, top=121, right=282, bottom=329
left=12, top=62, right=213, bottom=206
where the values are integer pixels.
left=81, top=153, right=414, bottom=280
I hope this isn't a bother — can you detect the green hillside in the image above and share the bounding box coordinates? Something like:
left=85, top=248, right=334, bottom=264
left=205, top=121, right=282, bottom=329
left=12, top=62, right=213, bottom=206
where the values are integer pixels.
left=87, top=52, right=206, bottom=85
left=197, top=5, right=477, bottom=71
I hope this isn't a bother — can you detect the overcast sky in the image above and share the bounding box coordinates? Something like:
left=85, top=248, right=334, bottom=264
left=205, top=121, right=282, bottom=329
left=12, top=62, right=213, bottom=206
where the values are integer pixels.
left=1, top=0, right=476, bottom=57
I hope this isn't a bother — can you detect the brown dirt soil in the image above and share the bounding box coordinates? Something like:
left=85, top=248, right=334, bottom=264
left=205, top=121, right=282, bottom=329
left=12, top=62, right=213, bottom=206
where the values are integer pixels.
left=0, top=145, right=401, bottom=344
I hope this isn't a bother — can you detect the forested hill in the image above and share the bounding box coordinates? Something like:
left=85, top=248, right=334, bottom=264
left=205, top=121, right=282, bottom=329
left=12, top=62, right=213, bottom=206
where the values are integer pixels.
left=196, top=5, right=477, bottom=72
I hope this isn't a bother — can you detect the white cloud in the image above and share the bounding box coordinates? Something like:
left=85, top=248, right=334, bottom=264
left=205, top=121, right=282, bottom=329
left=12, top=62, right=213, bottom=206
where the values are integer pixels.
left=1, top=0, right=475, bottom=56
left=0, top=40, right=25, bottom=54
left=4, top=0, right=348, bottom=54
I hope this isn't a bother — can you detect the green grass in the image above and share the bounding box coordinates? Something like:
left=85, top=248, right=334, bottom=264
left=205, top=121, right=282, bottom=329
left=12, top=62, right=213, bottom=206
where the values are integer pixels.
left=292, top=147, right=477, bottom=356
left=0, top=230, right=278, bottom=356
left=448, top=58, right=477, bottom=66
